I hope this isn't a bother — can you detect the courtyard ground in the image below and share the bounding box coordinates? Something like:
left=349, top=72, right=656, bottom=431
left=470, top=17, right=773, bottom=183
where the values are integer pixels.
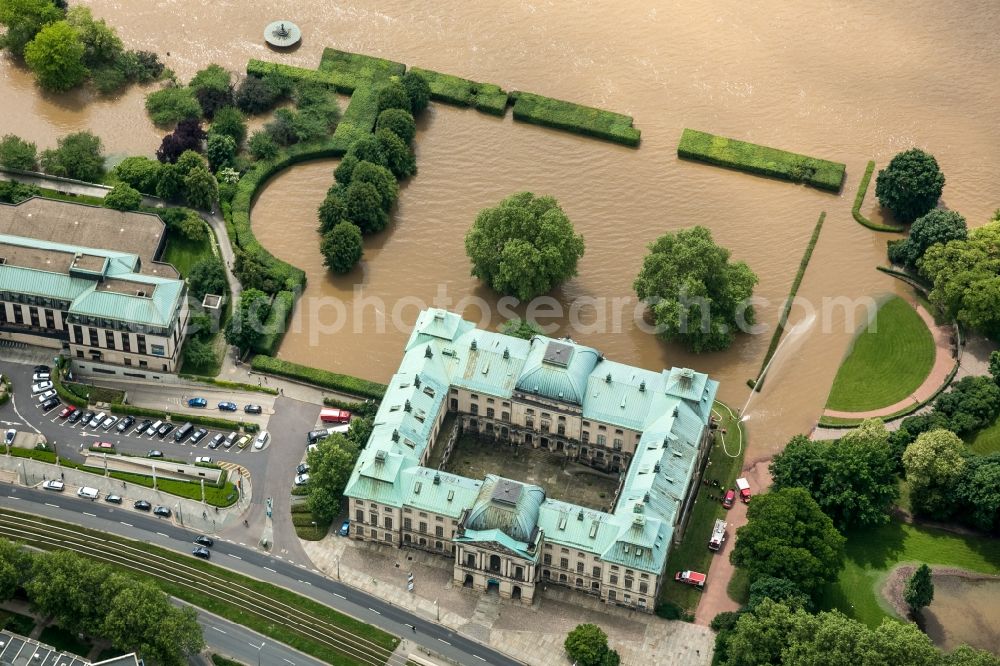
left=442, top=435, right=620, bottom=512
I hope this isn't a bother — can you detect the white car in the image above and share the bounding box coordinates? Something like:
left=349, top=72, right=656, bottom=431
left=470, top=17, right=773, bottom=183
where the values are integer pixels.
left=31, top=381, right=53, bottom=394
left=254, top=430, right=270, bottom=450
left=42, top=479, right=64, bottom=491
left=32, top=372, right=50, bottom=382
left=90, top=412, right=107, bottom=428
left=100, top=416, right=118, bottom=430
left=4, top=429, right=15, bottom=445
left=194, top=456, right=213, bottom=464
left=294, top=473, right=310, bottom=486
left=36, top=390, right=57, bottom=403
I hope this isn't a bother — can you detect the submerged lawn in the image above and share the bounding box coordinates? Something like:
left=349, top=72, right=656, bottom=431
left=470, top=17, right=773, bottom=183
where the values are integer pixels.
left=824, top=296, right=935, bottom=412
left=818, top=519, right=1000, bottom=627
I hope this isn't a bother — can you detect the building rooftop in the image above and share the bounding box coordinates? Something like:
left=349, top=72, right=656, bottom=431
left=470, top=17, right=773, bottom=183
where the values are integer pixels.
left=0, top=631, right=141, bottom=665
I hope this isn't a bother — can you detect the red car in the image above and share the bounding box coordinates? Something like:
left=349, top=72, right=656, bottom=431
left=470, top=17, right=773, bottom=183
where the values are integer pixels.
left=722, top=489, right=735, bottom=509
left=58, top=405, right=77, bottom=419
left=92, top=441, right=114, bottom=450
left=319, top=408, right=352, bottom=424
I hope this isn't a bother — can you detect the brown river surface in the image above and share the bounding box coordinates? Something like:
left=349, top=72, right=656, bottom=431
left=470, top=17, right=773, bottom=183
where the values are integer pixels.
left=3, top=1, right=1000, bottom=457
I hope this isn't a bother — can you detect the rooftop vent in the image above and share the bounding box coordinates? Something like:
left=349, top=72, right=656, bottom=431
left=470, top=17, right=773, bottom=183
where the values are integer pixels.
left=653, top=463, right=661, bottom=473
left=643, top=493, right=650, bottom=503
left=672, top=449, right=683, bottom=458
left=404, top=399, right=411, bottom=412
left=447, top=489, right=455, bottom=502
left=543, top=340, right=573, bottom=367
left=503, top=347, right=510, bottom=360
left=136, top=290, right=147, bottom=297
left=414, top=481, right=422, bottom=494
left=605, top=373, right=612, bottom=383
left=433, top=311, right=444, bottom=320
left=375, top=450, right=387, bottom=463
left=424, top=347, right=433, bottom=358
left=442, top=348, right=457, bottom=357
left=589, top=521, right=599, bottom=539
left=558, top=515, right=567, bottom=530
left=577, top=509, right=585, bottom=521
left=391, top=429, right=399, bottom=442
left=433, top=472, right=441, bottom=485
left=423, top=385, right=435, bottom=398
left=639, top=380, right=646, bottom=392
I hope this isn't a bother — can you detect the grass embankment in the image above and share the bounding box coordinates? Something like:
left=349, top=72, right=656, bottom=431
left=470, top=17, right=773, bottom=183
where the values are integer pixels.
left=251, top=355, right=387, bottom=400
left=162, top=227, right=214, bottom=278
left=753, top=211, right=826, bottom=391
left=851, top=160, right=906, bottom=232
left=511, top=91, right=640, bottom=146
left=818, top=520, right=1000, bottom=627
left=677, top=129, right=845, bottom=191
left=824, top=296, right=935, bottom=413
left=409, top=67, right=508, bottom=115
left=30, top=185, right=106, bottom=207
left=657, top=402, right=746, bottom=618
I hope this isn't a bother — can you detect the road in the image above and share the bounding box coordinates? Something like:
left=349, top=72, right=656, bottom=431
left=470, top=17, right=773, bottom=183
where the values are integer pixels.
left=0, top=485, right=521, bottom=666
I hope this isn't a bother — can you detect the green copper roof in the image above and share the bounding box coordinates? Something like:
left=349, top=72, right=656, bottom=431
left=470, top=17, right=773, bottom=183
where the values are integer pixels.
left=455, top=527, right=539, bottom=561
left=516, top=337, right=600, bottom=405
left=464, top=475, right=545, bottom=544
left=400, top=467, right=482, bottom=518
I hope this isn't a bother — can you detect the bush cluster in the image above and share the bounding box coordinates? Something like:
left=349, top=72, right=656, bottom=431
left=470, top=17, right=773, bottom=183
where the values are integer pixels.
left=39, top=131, right=105, bottom=182
left=250, top=355, right=387, bottom=399
left=253, top=289, right=295, bottom=355
left=0, top=181, right=41, bottom=204
left=0, top=134, right=39, bottom=170
left=408, top=66, right=508, bottom=115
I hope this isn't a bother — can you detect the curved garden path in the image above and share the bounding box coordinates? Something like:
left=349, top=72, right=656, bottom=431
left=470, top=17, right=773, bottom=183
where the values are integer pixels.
left=822, top=301, right=956, bottom=419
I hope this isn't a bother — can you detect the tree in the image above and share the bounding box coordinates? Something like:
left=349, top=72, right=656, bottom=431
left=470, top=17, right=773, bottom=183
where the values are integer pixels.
left=351, top=160, right=398, bottom=210
left=888, top=209, right=967, bottom=268
left=0, top=181, right=40, bottom=204
left=344, top=180, right=389, bottom=234
left=875, top=148, right=945, bottom=224
left=188, top=257, right=227, bottom=300
left=114, top=49, right=163, bottom=84
left=746, top=576, right=813, bottom=612
left=0, top=134, right=38, bottom=170
left=334, top=154, right=359, bottom=186
left=321, top=221, right=363, bottom=274
left=465, top=192, right=585, bottom=301
left=730, top=487, right=845, bottom=595
left=904, top=564, right=934, bottom=615
left=156, top=118, right=206, bottom=163
left=769, top=420, right=899, bottom=530
left=932, top=375, right=1000, bottom=435
left=317, top=190, right=348, bottom=233
left=307, top=434, right=360, bottom=523
left=210, top=106, right=247, bottom=146
left=183, top=337, right=216, bottom=369
left=347, top=135, right=387, bottom=170
left=155, top=162, right=183, bottom=201
left=234, top=72, right=291, bottom=114
left=247, top=130, right=278, bottom=161
left=634, top=226, right=758, bottom=353
left=346, top=416, right=374, bottom=448
left=205, top=132, right=236, bottom=171
left=564, top=624, right=619, bottom=666
left=27, top=549, right=108, bottom=633
left=224, top=289, right=270, bottom=353
left=375, top=128, right=416, bottom=178
left=65, top=6, right=121, bottom=68
left=376, top=108, right=416, bottom=144
left=953, top=453, right=1000, bottom=533
left=500, top=318, right=543, bottom=340
left=189, top=63, right=232, bottom=118
left=233, top=246, right=278, bottom=294
left=376, top=80, right=412, bottom=113
left=0, top=0, right=63, bottom=58
left=182, top=165, right=218, bottom=210
left=145, top=85, right=201, bottom=126
left=24, top=20, right=87, bottom=92
left=0, top=539, right=32, bottom=602
left=113, top=156, right=161, bottom=194
left=40, top=131, right=104, bottom=181
left=401, top=71, right=431, bottom=114
left=100, top=578, right=203, bottom=664
left=264, top=108, right=298, bottom=146
left=990, top=351, right=1000, bottom=385
left=102, top=182, right=141, bottom=211
left=903, top=429, right=966, bottom=518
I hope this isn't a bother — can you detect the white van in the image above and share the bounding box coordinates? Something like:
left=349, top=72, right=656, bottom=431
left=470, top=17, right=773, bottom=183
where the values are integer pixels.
left=326, top=424, right=350, bottom=435
left=77, top=486, right=99, bottom=500
left=146, top=420, right=163, bottom=437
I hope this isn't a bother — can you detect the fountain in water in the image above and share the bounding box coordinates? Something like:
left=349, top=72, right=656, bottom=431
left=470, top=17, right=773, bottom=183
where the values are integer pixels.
left=264, top=20, right=302, bottom=49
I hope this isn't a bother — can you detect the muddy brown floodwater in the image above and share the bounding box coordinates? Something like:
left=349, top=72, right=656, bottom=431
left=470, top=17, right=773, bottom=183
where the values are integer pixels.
left=3, top=1, right=999, bottom=453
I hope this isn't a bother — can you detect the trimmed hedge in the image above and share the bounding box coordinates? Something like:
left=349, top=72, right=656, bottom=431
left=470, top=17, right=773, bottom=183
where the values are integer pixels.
left=254, top=290, right=295, bottom=356
left=246, top=60, right=341, bottom=91
left=178, top=375, right=279, bottom=396
left=52, top=373, right=88, bottom=408
left=251, top=355, right=386, bottom=399
left=852, top=160, right=905, bottom=232
left=330, top=84, right=381, bottom=154
left=510, top=90, right=641, bottom=146
left=677, top=129, right=845, bottom=191
left=323, top=395, right=379, bottom=419
left=408, top=67, right=508, bottom=116
left=318, top=48, right=406, bottom=91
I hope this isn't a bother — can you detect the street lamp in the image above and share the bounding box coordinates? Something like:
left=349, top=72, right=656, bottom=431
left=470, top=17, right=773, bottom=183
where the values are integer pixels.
left=255, top=641, right=265, bottom=666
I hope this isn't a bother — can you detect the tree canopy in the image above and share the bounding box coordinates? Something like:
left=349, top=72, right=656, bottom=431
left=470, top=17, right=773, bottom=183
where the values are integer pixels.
left=24, top=20, right=87, bottom=92
left=401, top=71, right=431, bottom=114
left=730, top=487, right=845, bottom=595
left=633, top=226, right=758, bottom=352
left=0, top=0, right=64, bottom=57
left=188, top=257, right=227, bottom=300
left=321, top=221, right=364, bottom=274
left=210, top=106, right=247, bottom=146
left=182, top=165, right=218, bottom=210
left=0, top=134, right=38, bottom=170
left=904, top=564, right=934, bottom=615
left=888, top=209, right=967, bottom=268
left=932, top=375, right=1000, bottom=436
left=102, top=182, right=141, bottom=211
left=224, top=288, right=271, bottom=353
left=307, top=433, right=360, bottom=523
left=953, top=453, right=1000, bottom=533
left=564, top=623, right=620, bottom=666
left=145, top=85, right=202, bottom=126
left=465, top=192, right=585, bottom=301
left=40, top=131, right=104, bottom=181
left=113, top=155, right=161, bottom=194
left=344, top=180, right=388, bottom=234
left=376, top=80, right=412, bottom=114
left=875, top=148, right=946, bottom=223
left=903, top=428, right=966, bottom=518
left=376, top=108, right=416, bottom=144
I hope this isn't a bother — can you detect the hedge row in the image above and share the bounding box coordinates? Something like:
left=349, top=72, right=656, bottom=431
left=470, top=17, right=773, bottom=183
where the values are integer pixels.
left=330, top=84, right=381, bottom=154
left=510, top=91, right=641, bottom=147
left=677, top=129, right=845, bottom=191
left=246, top=60, right=342, bottom=91
left=52, top=373, right=87, bottom=408
left=408, top=67, right=508, bottom=116
left=251, top=355, right=387, bottom=400
left=177, top=375, right=278, bottom=396
left=323, top=395, right=379, bottom=419
left=253, top=290, right=296, bottom=356
left=108, top=403, right=258, bottom=433
left=851, top=160, right=905, bottom=232
left=318, top=48, right=406, bottom=91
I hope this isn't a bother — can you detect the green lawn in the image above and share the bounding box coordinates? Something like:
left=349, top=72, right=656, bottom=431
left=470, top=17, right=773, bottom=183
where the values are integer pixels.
left=824, top=297, right=936, bottom=412
left=818, top=519, right=1000, bottom=627
left=657, top=402, right=746, bottom=618
left=965, top=415, right=1000, bottom=455
left=162, top=227, right=214, bottom=278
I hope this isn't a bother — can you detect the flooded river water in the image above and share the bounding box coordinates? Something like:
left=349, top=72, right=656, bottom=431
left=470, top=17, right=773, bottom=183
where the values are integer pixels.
left=3, top=1, right=1000, bottom=455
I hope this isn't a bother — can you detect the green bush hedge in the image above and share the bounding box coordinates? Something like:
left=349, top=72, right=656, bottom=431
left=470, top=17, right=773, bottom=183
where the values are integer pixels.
left=318, top=48, right=405, bottom=91
left=330, top=84, right=381, bottom=154
left=178, top=375, right=278, bottom=396
left=510, top=91, right=641, bottom=146
left=254, top=290, right=296, bottom=356
left=852, top=160, right=905, bottom=232
left=52, top=373, right=87, bottom=408
left=408, top=67, right=508, bottom=116
left=251, top=355, right=387, bottom=399
left=323, top=395, right=379, bottom=419
left=677, top=129, right=845, bottom=191
left=245, top=60, right=341, bottom=91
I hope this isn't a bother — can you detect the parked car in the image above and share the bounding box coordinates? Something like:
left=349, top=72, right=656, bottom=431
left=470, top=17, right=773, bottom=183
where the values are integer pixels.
left=134, top=418, right=152, bottom=434
left=116, top=416, right=136, bottom=433
left=223, top=431, right=238, bottom=448
left=194, top=456, right=213, bottom=464
left=133, top=500, right=152, bottom=511
left=42, top=479, right=64, bottom=491
left=31, top=381, right=53, bottom=394
left=32, top=371, right=50, bottom=382
left=58, top=405, right=76, bottom=419
left=89, top=412, right=106, bottom=428
left=105, top=494, right=122, bottom=504
left=173, top=422, right=194, bottom=442
left=319, top=408, right=351, bottom=424
left=92, top=441, right=114, bottom=450
left=207, top=433, right=225, bottom=449
left=194, top=535, right=214, bottom=547
left=33, top=365, right=50, bottom=373
left=294, top=473, right=310, bottom=486
left=156, top=423, right=175, bottom=438
left=79, top=410, right=95, bottom=426
left=41, top=397, right=60, bottom=412
left=4, top=429, right=15, bottom=445
left=722, top=489, right=735, bottom=509
left=67, top=409, right=84, bottom=424
left=235, top=434, right=252, bottom=449
left=187, top=397, right=207, bottom=408
left=100, top=416, right=118, bottom=431
left=192, top=546, right=211, bottom=559
left=217, top=401, right=237, bottom=412
left=253, top=431, right=269, bottom=450
left=674, top=570, right=706, bottom=588
left=736, top=477, right=752, bottom=503
left=338, top=520, right=350, bottom=537
left=36, top=390, right=57, bottom=403
left=307, top=429, right=330, bottom=445
left=296, top=463, right=310, bottom=475
left=153, top=506, right=171, bottom=517
left=244, top=404, right=262, bottom=414
left=147, top=449, right=164, bottom=458
left=190, top=428, right=208, bottom=444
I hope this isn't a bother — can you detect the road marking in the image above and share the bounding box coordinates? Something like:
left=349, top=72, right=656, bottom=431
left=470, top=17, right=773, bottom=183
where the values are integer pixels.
left=473, top=656, right=487, bottom=662
left=83, top=512, right=96, bottom=517
left=44, top=503, right=59, bottom=508
left=332, top=592, right=345, bottom=599
left=283, top=659, right=294, bottom=665
left=438, top=639, right=451, bottom=646
left=228, top=553, right=242, bottom=560
left=368, top=608, right=381, bottom=615
left=156, top=532, right=169, bottom=538
left=263, top=566, right=276, bottom=573
left=211, top=627, right=227, bottom=634
left=7, top=496, right=19, bottom=500
left=120, top=522, right=132, bottom=527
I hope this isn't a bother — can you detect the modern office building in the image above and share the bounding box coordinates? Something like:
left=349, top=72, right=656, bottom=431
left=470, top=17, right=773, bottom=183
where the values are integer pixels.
left=344, top=309, right=718, bottom=611
left=0, top=197, right=188, bottom=374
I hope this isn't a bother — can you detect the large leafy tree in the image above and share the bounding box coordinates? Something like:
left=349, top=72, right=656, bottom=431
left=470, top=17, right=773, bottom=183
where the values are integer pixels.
left=875, top=148, right=945, bottom=223
left=564, top=623, right=620, bottom=666
left=730, top=488, right=845, bottom=595
left=376, top=80, right=412, bottom=113
left=375, top=128, right=416, bottom=178
left=0, top=134, right=38, bottom=170
left=321, top=221, right=364, bottom=274
left=210, top=106, right=247, bottom=146
left=27, top=549, right=108, bottom=633
left=24, top=20, right=87, bottom=92
left=888, top=209, right=967, bottom=268
left=0, top=539, right=32, bottom=602
left=0, top=0, right=63, bottom=58
left=183, top=336, right=216, bottom=369
left=188, top=257, right=227, bottom=300
left=205, top=132, right=236, bottom=171
left=40, top=130, right=104, bottom=181
left=100, top=577, right=203, bottom=664
left=953, top=453, right=1000, bottom=533
left=465, top=192, right=585, bottom=301
left=401, top=71, right=431, bottom=114
left=903, top=428, right=966, bottom=518
left=65, top=6, right=121, bottom=68
left=633, top=226, right=758, bottom=352
left=224, top=288, right=271, bottom=353
left=102, top=182, right=142, bottom=211
left=770, top=420, right=899, bottom=530
left=307, top=434, right=360, bottom=523
left=350, top=160, right=398, bottom=210
left=317, top=189, right=348, bottom=233
left=344, top=180, right=388, bottom=234
left=376, top=108, right=416, bottom=144
left=746, top=576, right=813, bottom=612
left=113, top=156, right=162, bottom=194
left=904, top=564, right=934, bottom=615
left=156, top=118, right=206, bottom=164
left=182, top=165, right=218, bottom=210
left=932, top=375, right=1000, bottom=436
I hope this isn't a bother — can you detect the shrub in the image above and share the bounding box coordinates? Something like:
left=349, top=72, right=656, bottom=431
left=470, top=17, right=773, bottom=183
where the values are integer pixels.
left=512, top=90, right=641, bottom=147
left=113, top=156, right=162, bottom=194
left=0, top=0, right=63, bottom=58
left=400, top=71, right=431, bottom=114
left=875, top=149, right=945, bottom=223
left=188, top=257, right=227, bottom=300
left=350, top=160, right=397, bottom=210
left=116, top=49, right=164, bottom=84
left=156, top=118, right=206, bottom=163
left=155, top=163, right=183, bottom=201
left=90, top=63, right=127, bottom=94
left=145, top=85, right=201, bottom=126
left=0, top=181, right=41, bottom=204
left=250, top=355, right=387, bottom=399
left=344, top=180, right=388, bottom=234
left=24, top=20, right=88, bottom=92
left=321, top=221, right=363, bottom=274
left=317, top=189, right=347, bottom=233
left=39, top=131, right=104, bottom=182
left=247, top=130, right=278, bottom=161
left=375, top=128, right=415, bottom=178
left=375, top=108, right=416, bottom=144
left=407, top=67, right=508, bottom=115
left=205, top=132, right=236, bottom=171
left=182, top=166, right=218, bottom=210
left=315, top=48, right=406, bottom=91
left=210, top=106, right=247, bottom=146
left=264, top=108, right=298, bottom=146
left=376, top=80, right=411, bottom=114
left=233, top=72, right=291, bottom=115
left=330, top=85, right=380, bottom=154
left=102, top=182, right=142, bottom=211
left=676, top=128, right=843, bottom=190
left=0, top=134, right=39, bottom=170
left=252, top=289, right=295, bottom=355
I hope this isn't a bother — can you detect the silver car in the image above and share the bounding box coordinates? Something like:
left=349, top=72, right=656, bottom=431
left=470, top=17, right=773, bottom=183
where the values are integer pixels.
left=36, top=390, right=57, bottom=403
